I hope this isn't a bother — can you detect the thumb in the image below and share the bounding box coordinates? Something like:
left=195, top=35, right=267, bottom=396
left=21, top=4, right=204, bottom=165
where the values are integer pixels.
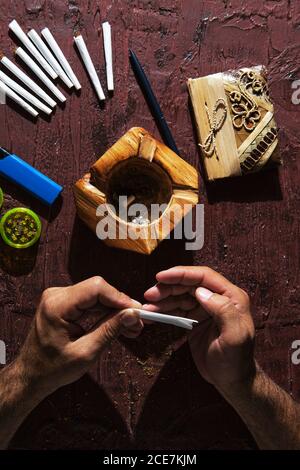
left=195, top=287, right=239, bottom=334
left=76, top=310, right=141, bottom=358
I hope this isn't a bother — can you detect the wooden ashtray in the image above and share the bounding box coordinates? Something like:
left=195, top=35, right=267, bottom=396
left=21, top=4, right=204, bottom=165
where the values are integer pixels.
left=74, top=127, right=198, bottom=254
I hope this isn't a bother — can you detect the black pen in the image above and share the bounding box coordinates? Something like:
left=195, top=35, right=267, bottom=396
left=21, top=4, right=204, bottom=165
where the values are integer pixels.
left=129, top=49, right=180, bottom=155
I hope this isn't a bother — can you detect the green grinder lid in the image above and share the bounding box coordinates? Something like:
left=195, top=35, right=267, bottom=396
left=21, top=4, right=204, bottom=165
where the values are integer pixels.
left=0, top=208, right=42, bottom=249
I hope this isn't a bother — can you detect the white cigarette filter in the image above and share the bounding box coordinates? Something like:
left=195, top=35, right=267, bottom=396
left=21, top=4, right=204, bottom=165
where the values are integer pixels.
left=134, top=309, right=199, bottom=330
left=0, top=70, right=52, bottom=115
left=0, top=80, right=38, bottom=117
left=0, top=56, right=56, bottom=108
left=9, top=20, right=57, bottom=80
left=102, top=22, right=114, bottom=91
left=16, top=47, right=66, bottom=103
left=74, top=34, right=105, bottom=101
left=27, top=29, right=74, bottom=89
left=41, top=28, right=81, bottom=90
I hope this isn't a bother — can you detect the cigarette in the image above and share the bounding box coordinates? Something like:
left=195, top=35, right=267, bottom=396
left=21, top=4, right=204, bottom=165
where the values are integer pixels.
left=74, top=34, right=105, bottom=102
left=41, top=28, right=81, bottom=90
left=0, top=80, right=38, bottom=117
left=27, top=29, right=74, bottom=89
left=15, top=47, right=66, bottom=103
left=134, top=309, right=198, bottom=330
left=0, top=56, right=56, bottom=108
left=0, top=70, right=52, bottom=115
left=102, top=22, right=114, bottom=91
left=9, top=20, right=57, bottom=80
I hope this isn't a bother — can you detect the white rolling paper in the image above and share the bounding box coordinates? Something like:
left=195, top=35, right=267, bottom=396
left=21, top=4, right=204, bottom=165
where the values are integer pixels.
left=74, top=34, right=105, bottom=101
left=9, top=20, right=58, bottom=80
left=0, top=71, right=52, bottom=115
left=16, top=47, right=66, bottom=103
left=41, top=28, right=81, bottom=90
left=27, top=29, right=74, bottom=89
left=102, top=22, right=114, bottom=91
left=0, top=56, right=56, bottom=108
left=0, top=80, right=39, bottom=117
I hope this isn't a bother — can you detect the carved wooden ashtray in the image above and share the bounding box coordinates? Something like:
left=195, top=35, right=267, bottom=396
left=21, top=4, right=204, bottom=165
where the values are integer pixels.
left=74, top=127, right=199, bottom=254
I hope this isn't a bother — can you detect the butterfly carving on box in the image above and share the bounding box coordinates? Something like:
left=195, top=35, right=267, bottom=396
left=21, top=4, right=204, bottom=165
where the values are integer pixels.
left=188, top=66, right=282, bottom=180
left=228, top=68, right=280, bottom=174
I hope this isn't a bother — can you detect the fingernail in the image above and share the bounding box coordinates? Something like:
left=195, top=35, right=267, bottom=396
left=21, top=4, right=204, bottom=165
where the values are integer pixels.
left=121, top=312, right=139, bottom=327
left=130, top=299, right=142, bottom=308
left=197, top=287, right=214, bottom=301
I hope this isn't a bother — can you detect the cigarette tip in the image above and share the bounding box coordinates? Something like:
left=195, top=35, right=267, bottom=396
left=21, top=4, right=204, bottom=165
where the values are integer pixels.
left=8, top=19, right=17, bottom=29
left=41, top=27, right=49, bottom=36
left=74, top=31, right=81, bottom=38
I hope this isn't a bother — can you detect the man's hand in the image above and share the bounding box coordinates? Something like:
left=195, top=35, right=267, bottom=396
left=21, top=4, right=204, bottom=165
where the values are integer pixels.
left=145, top=266, right=300, bottom=450
left=0, top=277, right=143, bottom=448
left=18, top=276, right=144, bottom=395
left=144, top=266, right=256, bottom=392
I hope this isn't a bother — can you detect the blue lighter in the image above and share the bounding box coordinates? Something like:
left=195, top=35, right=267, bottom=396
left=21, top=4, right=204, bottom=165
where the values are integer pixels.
left=0, top=147, right=63, bottom=205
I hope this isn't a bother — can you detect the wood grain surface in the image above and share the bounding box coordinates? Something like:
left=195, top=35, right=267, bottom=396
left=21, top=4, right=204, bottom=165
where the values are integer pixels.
left=0, top=0, right=299, bottom=450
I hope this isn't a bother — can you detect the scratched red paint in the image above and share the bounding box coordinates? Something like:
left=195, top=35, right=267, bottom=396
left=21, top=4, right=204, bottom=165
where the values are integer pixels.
left=0, top=0, right=299, bottom=449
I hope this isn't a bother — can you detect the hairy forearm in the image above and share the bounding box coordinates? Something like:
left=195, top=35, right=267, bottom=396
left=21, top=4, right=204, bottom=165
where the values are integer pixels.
left=218, top=365, right=300, bottom=450
left=0, top=360, right=44, bottom=449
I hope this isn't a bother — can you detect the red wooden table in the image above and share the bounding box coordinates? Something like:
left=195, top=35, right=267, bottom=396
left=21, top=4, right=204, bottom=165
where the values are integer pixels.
left=0, top=0, right=299, bottom=449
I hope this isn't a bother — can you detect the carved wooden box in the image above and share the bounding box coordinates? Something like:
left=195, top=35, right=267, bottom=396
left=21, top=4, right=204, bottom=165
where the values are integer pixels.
left=188, top=66, right=281, bottom=181
left=74, top=127, right=199, bottom=254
